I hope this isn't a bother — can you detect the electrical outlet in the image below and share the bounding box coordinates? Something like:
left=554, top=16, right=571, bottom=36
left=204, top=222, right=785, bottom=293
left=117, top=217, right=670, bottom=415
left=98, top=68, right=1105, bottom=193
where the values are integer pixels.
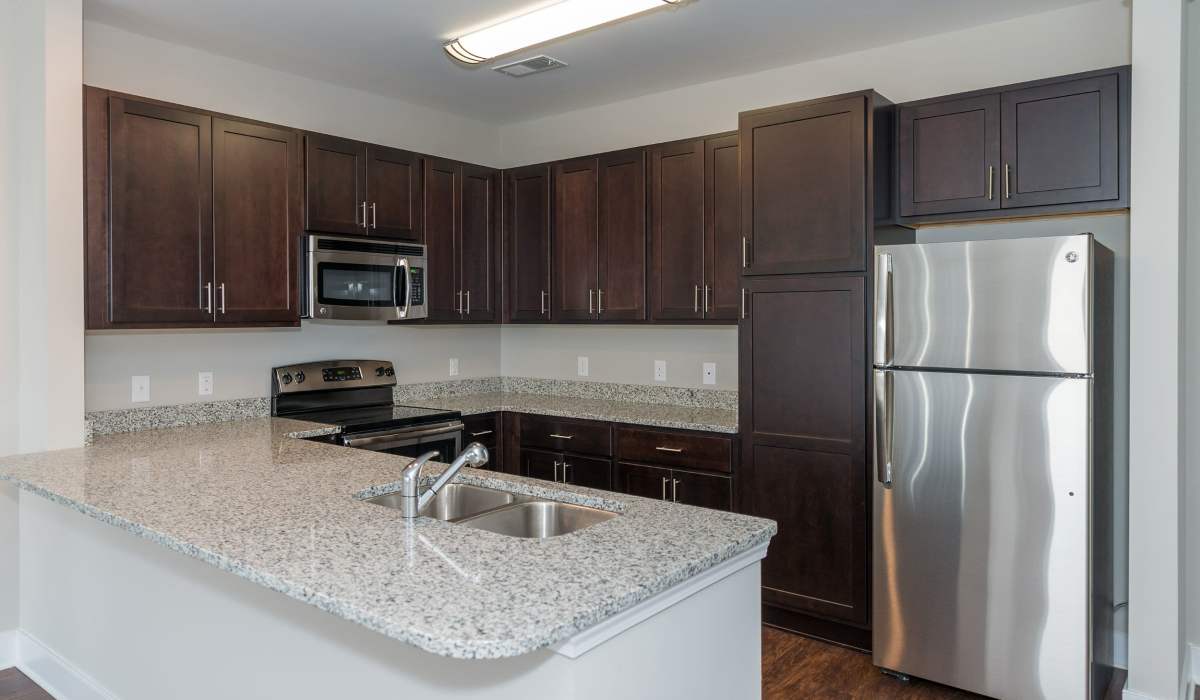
left=703, top=362, right=717, bottom=385
left=449, top=358, right=460, bottom=377
left=198, top=371, right=213, bottom=396
left=131, top=375, right=150, bottom=403
left=577, top=356, right=589, bottom=377
left=654, top=360, right=667, bottom=382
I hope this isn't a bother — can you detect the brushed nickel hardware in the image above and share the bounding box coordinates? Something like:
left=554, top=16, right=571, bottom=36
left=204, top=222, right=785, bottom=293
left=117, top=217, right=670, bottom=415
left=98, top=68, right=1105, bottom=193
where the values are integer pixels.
left=370, top=202, right=377, bottom=228
left=457, top=290, right=464, bottom=315
left=553, top=460, right=561, bottom=482
left=361, top=201, right=368, bottom=227
left=742, top=236, right=748, bottom=268
left=655, top=446, right=683, bottom=454
left=466, top=290, right=471, bottom=316
left=470, top=430, right=493, bottom=437
left=987, top=165, right=994, bottom=200
left=395, top=443, right=489, bottom=519
left=548, top=433, right=573, bottom=440
left=203, top=282, right=213, bottom=313
left=694, top=284, right=700, bottom=313
left=562, top=462, right=571, bottom=483
left=874, top=253, right=894, bottom=366
left=597, top=288, right=604, bottom=314
left=661, top=476, right=669, bottom=500
left=1004, top=163, right=1011, bottom=199
left=703, top=285, right=710, bottom=314
left=588, top=289, right=594, bottom=314
left=218, top=283, right=227, bottom=314
left=672, top=478, right=680, bottom=502
left=874, top=369, right=894, bottom=488
left=741, top=288, right=747, bottom=319
left=540, top=290, right=548, bottom=315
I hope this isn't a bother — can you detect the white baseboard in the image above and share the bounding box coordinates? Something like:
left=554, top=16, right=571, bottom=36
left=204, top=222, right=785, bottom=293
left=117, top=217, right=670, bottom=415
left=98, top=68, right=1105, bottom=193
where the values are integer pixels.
left=0, top=629, right=117, bottom=700
left=1122, top=688, right=1157, bottom=700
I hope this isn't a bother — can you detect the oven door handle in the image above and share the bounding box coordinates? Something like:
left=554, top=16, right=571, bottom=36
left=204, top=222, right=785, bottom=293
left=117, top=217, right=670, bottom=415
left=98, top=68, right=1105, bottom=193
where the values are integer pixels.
left=342, top=421, right=465, bottom=449
left=396, top=257, right=411, bottom=319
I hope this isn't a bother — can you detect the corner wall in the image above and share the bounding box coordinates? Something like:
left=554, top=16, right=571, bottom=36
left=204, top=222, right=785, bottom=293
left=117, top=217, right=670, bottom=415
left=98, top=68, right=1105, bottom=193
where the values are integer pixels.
left=1184, top=0, right=1200, bottom=686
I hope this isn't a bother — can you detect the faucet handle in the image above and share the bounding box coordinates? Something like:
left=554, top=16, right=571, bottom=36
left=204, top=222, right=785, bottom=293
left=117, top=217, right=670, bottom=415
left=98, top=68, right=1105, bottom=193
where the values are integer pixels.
left=401, top=450, right=440, bottom=490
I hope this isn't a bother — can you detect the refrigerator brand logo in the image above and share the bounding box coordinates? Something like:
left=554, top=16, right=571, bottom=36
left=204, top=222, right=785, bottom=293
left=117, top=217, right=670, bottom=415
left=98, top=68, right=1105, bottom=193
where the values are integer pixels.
left=1065, top=251, right=1079, bottom=263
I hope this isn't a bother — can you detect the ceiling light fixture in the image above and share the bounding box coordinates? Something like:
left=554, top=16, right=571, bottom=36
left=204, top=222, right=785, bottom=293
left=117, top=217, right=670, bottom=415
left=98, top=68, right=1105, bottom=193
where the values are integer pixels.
left=445, top=0, right=686, bottom=65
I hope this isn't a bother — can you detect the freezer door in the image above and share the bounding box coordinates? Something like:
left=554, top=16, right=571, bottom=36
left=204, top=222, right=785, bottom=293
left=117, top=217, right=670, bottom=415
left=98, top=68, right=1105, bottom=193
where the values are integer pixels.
left=873, top=369, right=1090, bottom=699
left=875, top=234, right=1092, bottom=374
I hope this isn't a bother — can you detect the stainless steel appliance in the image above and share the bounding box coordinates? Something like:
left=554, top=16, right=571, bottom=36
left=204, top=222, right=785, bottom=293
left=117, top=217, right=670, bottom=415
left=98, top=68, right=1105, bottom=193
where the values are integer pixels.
left=872, top=234, right=1113, bottom=699
left=303, top=235, right=427, bottom=321
left=271, top=360, right=463, bottom=459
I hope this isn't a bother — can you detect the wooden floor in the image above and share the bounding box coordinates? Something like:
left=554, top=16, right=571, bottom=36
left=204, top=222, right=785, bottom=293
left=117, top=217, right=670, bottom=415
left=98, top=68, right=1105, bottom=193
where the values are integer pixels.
left=0, top=668, right=52, bottom=700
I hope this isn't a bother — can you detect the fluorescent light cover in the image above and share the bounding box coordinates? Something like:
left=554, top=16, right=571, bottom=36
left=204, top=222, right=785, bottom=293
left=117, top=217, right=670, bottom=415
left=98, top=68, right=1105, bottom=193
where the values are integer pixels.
left=445, top=0, right=677, bottom=64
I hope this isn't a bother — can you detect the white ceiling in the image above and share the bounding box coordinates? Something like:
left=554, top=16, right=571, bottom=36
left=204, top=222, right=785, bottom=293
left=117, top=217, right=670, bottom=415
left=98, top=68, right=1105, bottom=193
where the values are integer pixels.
left=83, top=0, right=1093, bottom=125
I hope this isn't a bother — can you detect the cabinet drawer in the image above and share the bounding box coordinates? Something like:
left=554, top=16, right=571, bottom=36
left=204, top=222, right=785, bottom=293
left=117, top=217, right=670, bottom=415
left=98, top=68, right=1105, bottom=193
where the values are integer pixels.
left=463, top=412, right=499, bottom=447
left=520, top=414, right=612, bottom=456
left=616, top=427, right=732, bottom=473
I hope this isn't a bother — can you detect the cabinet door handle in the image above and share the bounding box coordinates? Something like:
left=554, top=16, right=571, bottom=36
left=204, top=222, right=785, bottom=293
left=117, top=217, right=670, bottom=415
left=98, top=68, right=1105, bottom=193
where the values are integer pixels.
left=540, top=290, right=548, bottom=316
left=703, top=285, right=710, bottom=315
left=553, top=460, right=561, bottom=482
left=742, top=236, right=748, bottom=268
left=361, top=201, right=368, bottom=228
left=597, top=288, right=603, bottom=314
left=655, top=446, right=683, bottom=454
left=466, top=290, right=471, bottom=316
left=661, top=476, right=669, bottom=501
left=562, top=462, right=571, bottom=483
left=986, top=166, right=994, bottom=200
left=218, top=283, right=227, bottom=315
left=741, top=288, right=748, bottom=320
left=457, top=290, right=463, bottom=315
left=588, top=289, right=594, bottom=314
left=672, top=478, right=680, bottom=503
left=694, top=284, right=700, bottom=313
left=202, top=282, right=213, bottom=313
left=548, top=433, right=573, bottom=440
left=1004, top=163, right=1012, bottom=199
left=470, top=430, right=493, bottom=437
left=370, top=202, right=377, bottom=228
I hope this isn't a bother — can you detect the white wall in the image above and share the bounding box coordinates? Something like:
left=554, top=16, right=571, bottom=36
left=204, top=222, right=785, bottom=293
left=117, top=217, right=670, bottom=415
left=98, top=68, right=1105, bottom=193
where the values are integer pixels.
left=1184, top=0, right=1200, bottom=678
left=496, top=0, right=1131, bottom=166
left=501, top=326, right=737, bottom=391
left=0, top=0, right=86, bottom=454
left=0, top=484, right=16, bottom=632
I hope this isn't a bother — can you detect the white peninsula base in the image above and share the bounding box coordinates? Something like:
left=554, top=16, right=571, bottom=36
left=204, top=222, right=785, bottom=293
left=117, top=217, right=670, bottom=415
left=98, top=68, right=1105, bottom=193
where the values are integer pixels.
left=1, top=492, right=766, bottom=700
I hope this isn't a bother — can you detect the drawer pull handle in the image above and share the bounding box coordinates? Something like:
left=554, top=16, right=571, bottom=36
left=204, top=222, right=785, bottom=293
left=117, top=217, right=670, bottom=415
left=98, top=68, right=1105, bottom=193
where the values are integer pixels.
left=548, top=433, right=573, bottom=440
left=470, top=430, right=494, bottom=437
left=655, top=446, right=683, bottom=453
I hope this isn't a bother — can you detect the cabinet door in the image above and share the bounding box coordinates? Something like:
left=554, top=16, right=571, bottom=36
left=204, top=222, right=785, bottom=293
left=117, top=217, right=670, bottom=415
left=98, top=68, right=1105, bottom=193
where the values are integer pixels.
left=670, top=469, right=732, bottom=511
left=739, top=275, right=868, bottom=625
left=562, top=454, right=612, bottom=491
left=423, top=157, right=461, bottom=321
left=650, top=140, right=704, bottom=321
left=614, top=462, right=672, bottom=501
left=1001, top=73, right=1120, bottom=208
left=459, top=165, right=498, bottom=322
left=521, top=448, right=561, bottom=483
left=552, top=157, right=599, bottom=321
left=899, top=94, right=1000, bottom=217
left=597, top=149, right=647, bottom=321
left=740, top=95, right=866, bottom=275
left=108, top=97, right=213, bottom=325
left=304, top=133, right=366, bottom=235
left=366, top=145, right=421, bottom=240
left=704, top=134, right=741, bottom=321
left=212, top=119, right=301, bottom=325
left=505, top=165, right=552, bottom=322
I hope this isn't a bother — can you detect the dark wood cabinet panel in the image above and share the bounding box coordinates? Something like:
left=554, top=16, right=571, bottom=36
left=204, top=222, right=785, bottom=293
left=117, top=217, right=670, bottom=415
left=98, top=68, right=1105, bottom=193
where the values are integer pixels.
left=899, top=94, right=1000, bottom=217
left=740, top=94, right=867, bottom=275
left=521, top=448, right=560, bottom=482
left=212, top=119, right=301, bottom=325
left=304, top=133, right=366, bottom=235
left=650, top=140, right=705, bottom=321
left=463, top=412, right=500, bottom=447
left=1001, top=72, right=1121, bottom=208
left=460, top=164, right=499, bottom=322
left=615, top=462, right=673, bottom=501
left=553, top=157, right=599, bottom=321
left=615, top=426, right=732, bottom=473
left=705, top=134, right=741, bottom=321
left=519, top=414, right=612, bottom=456
left=107, top=97, right=214, bottom=325
left=670, top=469, right=733, bottom=511
left=423, top=157, right=460, bottom=321
left=366, top=145, right=421, bottom=240
left=596, top=149, right=647, bottom=321
left=562, top=454, right=612, bottom=490
left=505, top=165, right=552, bottom=322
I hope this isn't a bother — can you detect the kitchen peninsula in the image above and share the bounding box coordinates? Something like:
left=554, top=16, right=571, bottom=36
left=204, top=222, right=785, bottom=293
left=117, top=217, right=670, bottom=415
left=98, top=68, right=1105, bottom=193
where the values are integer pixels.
left=0, top=416, right=774, bottom=700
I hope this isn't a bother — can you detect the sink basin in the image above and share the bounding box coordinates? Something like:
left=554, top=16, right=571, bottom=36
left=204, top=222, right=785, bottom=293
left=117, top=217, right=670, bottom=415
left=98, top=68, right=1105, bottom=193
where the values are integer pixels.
left=458, top=501, right=616, bottom=538
left=365, top=483, right=523, bottom=521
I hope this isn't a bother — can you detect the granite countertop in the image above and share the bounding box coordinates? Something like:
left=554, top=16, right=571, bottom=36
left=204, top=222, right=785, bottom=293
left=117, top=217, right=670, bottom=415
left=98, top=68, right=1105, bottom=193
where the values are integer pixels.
left=411, top=391, right=738, bottom=434
left=0, top=417, right=774, bottom=660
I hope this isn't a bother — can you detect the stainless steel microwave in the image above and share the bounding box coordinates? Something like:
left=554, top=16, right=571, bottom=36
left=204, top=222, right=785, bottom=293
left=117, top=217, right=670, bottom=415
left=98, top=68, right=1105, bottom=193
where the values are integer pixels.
left=303, top=235, right=427, bottom=321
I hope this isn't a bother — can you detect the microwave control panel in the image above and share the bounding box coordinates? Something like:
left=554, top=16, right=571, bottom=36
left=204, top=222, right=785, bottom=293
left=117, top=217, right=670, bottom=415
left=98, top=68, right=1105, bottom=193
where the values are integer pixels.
left=409, top=267, right=425, bottom=306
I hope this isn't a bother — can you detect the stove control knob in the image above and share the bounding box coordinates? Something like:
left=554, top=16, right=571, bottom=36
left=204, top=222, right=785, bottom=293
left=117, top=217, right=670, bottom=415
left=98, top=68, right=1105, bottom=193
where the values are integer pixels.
left=375, top=366, right=386, bottom=377
left=295, top=371, right=305, bottom=384
left=281, top=373, right=293, bottom=385
left=384, top=367, right=395, bottom=377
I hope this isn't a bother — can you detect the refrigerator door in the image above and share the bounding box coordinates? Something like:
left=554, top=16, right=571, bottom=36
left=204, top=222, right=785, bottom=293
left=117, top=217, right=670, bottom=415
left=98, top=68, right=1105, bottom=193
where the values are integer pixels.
left=875, top=234, right=1092, bottom=374
left=873, top=369, right=1090, bottom=699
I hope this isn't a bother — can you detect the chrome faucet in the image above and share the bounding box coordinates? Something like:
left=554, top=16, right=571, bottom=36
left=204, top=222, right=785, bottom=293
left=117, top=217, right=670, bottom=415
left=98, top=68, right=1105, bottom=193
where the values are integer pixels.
left=397, top=442, right=490, bottom=519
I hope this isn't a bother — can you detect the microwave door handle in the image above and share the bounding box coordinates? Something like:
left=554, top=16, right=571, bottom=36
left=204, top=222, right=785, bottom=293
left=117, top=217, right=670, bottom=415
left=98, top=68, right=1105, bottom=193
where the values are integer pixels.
left=396, top=257, right=411, bottom=318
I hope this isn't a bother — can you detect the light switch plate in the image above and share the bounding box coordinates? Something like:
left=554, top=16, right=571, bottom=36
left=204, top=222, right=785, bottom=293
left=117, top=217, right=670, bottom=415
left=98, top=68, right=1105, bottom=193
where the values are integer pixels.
left=449, top=358, right=460, bottom=377
left=654, top=360, right=667, bottom=382
left=198, top=371, right=213, bottom=396
left=577, top=356, right=589, bottom=377
left=131, top=375, right=150, bottom=403
left=702, top=362, right=717, bottom=385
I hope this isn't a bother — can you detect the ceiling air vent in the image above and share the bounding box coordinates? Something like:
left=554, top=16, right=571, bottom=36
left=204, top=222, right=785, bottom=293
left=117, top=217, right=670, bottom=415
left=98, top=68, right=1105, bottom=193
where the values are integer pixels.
left=492, top=55, right=567, bottom=77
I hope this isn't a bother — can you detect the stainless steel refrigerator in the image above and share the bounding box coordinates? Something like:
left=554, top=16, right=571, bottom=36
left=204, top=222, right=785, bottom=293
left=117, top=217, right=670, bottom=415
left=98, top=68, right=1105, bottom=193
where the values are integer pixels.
left=872, top=233, right=1114, bottom=699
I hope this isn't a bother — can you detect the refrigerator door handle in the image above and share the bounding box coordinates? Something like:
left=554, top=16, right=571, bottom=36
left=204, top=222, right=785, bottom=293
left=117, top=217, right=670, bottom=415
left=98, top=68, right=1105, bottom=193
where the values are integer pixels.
left=874, top=369, right=894, bottom=488
left=875, top=252, right=893, bottom=366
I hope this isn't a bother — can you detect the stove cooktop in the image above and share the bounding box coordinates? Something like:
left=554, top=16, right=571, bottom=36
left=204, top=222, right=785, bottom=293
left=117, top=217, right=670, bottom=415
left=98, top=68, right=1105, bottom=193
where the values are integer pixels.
left=288, top=404, right=462, bottom=435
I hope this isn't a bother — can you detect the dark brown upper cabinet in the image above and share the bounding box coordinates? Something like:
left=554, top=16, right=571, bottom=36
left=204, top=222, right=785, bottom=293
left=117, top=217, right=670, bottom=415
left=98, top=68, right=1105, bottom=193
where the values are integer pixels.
left=552, top=157, right=600, bottom=321
left=305, top=134, right=422, bottom=240
left=86, top=87, right=301, bottom=329
left=504, top=164, right=552, bottom=322
left=649, top=134, right=740, bottom=323
left=899, top=95, right=1000, bottom=217
left=739, top=93, right=874, bottom=275
left=897, top=66, right=1129, bottom=224
left=423, top=158, right=498, bottom=323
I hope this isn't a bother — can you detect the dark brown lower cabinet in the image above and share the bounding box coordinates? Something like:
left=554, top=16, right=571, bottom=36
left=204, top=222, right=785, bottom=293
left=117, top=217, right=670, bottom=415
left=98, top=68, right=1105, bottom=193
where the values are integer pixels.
left=521, top=448, right=612, bottom=490
left=615, top=462, right=732, bottom=510
left=463, top=412, right=501, bottom=472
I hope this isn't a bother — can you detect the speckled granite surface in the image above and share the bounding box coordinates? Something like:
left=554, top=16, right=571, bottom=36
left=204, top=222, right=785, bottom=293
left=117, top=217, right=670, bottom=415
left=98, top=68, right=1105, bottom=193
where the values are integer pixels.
left=0, top=417, right=774, bottom=659
left=413, top=392, right=738, bottom=434
left=500, top=377, right=738, bottom=411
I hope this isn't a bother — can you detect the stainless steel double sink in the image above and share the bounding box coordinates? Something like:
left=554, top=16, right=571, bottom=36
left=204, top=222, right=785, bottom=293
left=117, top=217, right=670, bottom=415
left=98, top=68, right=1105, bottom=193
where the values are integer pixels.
left=365, top=483, right=616, bottom=538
